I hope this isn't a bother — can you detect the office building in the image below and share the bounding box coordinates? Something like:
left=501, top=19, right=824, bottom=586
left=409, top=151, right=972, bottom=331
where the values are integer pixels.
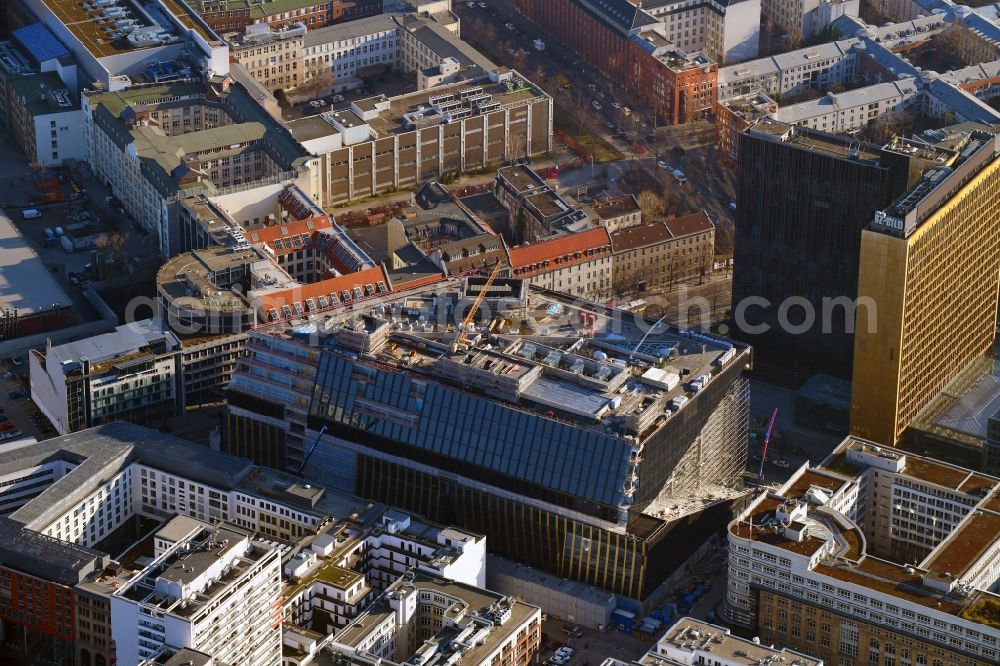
left=602, top=617, right=823, bottom=666
left=726, top=436, right=1000, bottom=666
left=225, top=22, right=306, bottom=94
left=610, top=212, right=715, bottom=295
left=318, top=571, right=541, bottom=666
left=0, top=421, right=485, bottom=664
left=29, top=320, right=184, bottom=435
left=20, top=0, right=229, bottom=91
left=303, top=14, right=401, bottom=85
left=224, top=278, right=753, bottom=605
left=0, top=32, right=84, bottom=167
left=852, top=128, right=1000, bottom=447
left=110, top=524, right=283, bottom=665
left=186, top=0, right=382, bottom=34
left=492, top=165, right=589, bottom=241
left=84, top=79, right=313, bottom=257
left=288, top=69, right=552, bottom=206
left=731, top=119, right=905, bottom=384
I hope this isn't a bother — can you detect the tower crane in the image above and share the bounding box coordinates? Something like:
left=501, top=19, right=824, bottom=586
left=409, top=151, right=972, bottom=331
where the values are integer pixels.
left=451, top=262, right=502, bottom=353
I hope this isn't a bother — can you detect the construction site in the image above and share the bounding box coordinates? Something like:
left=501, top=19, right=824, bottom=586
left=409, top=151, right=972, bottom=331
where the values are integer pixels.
left=225, top=275, right=754, bottom=606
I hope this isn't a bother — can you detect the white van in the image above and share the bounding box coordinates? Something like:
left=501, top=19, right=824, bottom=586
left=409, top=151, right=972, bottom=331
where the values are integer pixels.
left=21, top=209, right=41, bottom=219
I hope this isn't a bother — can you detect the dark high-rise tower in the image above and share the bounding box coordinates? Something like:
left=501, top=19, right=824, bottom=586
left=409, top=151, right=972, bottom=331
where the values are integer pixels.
left=731, top=119, right=905, bottom=384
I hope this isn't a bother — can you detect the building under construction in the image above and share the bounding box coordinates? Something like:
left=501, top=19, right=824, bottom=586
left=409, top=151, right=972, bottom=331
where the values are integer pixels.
left=224, top=278, right=752, bottom=608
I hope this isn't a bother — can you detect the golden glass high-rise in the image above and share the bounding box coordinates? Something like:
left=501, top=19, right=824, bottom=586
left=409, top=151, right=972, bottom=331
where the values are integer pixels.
left=851, top=130, right=1000, bottom=446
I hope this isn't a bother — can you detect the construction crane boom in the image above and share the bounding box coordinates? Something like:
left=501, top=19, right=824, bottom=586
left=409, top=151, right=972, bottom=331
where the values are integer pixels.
left=757, top=408, right=778, bottom=487
left=297, top=425, right=328, bottom=476
left=452, top=263, right=502, bottom=353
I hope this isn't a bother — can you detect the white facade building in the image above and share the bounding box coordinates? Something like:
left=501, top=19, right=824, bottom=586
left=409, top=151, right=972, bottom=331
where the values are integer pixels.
left=641, top=0, right=762, bottom=64
left=717, top=38, right=859, bottom=102
left=110, top=524, right=282, bottom=665
left=772, top=78, right=920, bottom=133
left=322, top=570, right=542, bottom=666
left=602, top=617, right=823, bottom=666
left=725, top=437, right=1000, bottom=664
left=763, top=0, right=860, bottom=45
left=30, top=321, right=184, bottom=436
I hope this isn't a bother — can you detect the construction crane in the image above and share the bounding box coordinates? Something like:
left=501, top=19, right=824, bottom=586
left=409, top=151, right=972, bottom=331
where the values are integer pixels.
left=296, top=425, right=328, bottom=476
left=757, top=408, right=778, bottom=487
left=451, top=262, right=502, bottom=353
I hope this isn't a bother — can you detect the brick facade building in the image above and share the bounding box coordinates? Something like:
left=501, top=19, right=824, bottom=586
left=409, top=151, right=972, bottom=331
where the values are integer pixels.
left=515, top=0, right=717, bottom=124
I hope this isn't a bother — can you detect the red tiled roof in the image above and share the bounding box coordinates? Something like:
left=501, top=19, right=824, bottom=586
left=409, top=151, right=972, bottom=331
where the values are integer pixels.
left=508, top=228, right=612, bottom=277
left=255, top=266, right=390, bottom=321
left=247, top=216, right=334, bottom=257
left=662, top=210, right=714, bottom=238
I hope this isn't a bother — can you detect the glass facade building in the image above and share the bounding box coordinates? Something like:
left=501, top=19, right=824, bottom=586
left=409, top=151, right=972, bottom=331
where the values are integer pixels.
left=224, top=326, right=752, bottom=604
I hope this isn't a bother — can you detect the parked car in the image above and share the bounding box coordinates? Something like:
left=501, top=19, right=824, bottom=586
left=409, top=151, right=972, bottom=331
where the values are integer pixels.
left=21, top=208, right=41, bottom=219
left=611, top=100, right=621, bottom=110
left=774, top=459, right=791, bottom=469
left=562, top=625, right=584, bottom=638
left=8, top=390, right=25, bottom=399
left=727, top=201, right=737, bottom=211
left=308, top=99, right=326, bottom=109
left=331, top=94, right=345, bottom=103
left=5, top=430, right=21, bottom=439
left=591, top=100, right=602, bottom=112
left=657, top=159, right=669, bottom=169
left=505, top=22, right=515, bottom=30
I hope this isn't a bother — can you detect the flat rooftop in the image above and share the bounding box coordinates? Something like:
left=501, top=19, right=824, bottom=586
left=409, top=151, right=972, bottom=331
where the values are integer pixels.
left=335, top=571, right=538, bottom=666
left=0, top=209, right=74, bottom=315
left=157, top=246, right=258, bottom=314
left=38, top=0, right=215, bottom=59
left=264, top=284, right=746, bottom=441
left=747, top=118, right=882, bottom=162
left=365, top=75, right=547, bottom=137
left=880, top=129, right=999, bottom=233
left=735, top=436, right=1000, bottom=627
left=651, top=618, right=823, bottom=666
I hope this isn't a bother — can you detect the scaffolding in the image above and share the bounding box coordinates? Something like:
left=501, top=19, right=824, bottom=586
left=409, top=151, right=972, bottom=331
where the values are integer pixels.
left=642, top=376, right=751, bottom=521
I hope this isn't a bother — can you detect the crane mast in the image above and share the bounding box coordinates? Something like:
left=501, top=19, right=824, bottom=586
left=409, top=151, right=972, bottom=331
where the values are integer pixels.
left=451, top=263, right=502, bottom=353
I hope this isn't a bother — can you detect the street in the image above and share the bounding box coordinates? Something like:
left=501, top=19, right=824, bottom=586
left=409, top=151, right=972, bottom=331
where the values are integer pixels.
left=456, top=0, right=738, bottom=244
left=746, top=378, right=846, bottom=487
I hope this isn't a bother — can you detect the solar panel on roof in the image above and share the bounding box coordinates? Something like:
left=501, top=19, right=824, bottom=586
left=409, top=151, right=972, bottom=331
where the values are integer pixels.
left=13, top=24, right=69, bottom=63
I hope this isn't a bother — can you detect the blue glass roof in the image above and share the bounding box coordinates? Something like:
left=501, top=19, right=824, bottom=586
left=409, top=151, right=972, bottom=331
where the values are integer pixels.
left=13, top=24, right=69, bottom=63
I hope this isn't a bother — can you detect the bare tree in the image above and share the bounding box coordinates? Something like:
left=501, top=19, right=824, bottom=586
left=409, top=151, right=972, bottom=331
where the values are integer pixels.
left=636, top=190, right=666, bottom=223
left=864, top=110, right=915, bottom=145
left=303, top=60, right=336, bottom=100
left=96, top=232, right=130, bottom=278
